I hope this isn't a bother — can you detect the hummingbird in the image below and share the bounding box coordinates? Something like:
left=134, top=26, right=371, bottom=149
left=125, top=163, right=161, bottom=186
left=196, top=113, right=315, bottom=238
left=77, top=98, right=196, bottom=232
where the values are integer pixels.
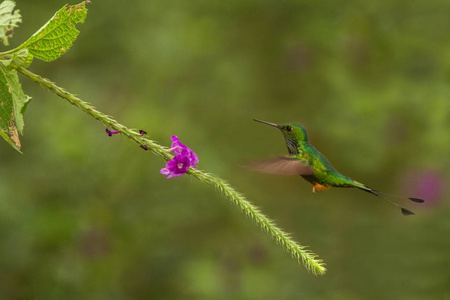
left=250, top=119, right=425, bottom=216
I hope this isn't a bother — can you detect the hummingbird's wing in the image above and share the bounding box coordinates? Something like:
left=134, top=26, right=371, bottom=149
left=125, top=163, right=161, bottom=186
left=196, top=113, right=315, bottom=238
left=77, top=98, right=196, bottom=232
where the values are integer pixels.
left=246, top=157, right=314, bottom=176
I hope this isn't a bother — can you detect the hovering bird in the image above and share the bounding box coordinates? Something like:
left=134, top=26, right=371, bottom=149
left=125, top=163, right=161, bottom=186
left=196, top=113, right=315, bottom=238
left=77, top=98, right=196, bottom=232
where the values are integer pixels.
left=250, top=119, right=424, bottom=216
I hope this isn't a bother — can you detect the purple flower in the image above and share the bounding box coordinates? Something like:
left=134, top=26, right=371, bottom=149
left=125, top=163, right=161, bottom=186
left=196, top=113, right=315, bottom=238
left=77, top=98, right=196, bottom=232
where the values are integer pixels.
left=160, top=154, right=192, bottom=178
left=106, top=128, right=120, bottom=137
left=139, top=130, right=147, bottom=136
left=402, top=170, right=444, bottom=207
left=160, top=135, right=199, bottom=178
left=170, top=135, right=199, bottom=167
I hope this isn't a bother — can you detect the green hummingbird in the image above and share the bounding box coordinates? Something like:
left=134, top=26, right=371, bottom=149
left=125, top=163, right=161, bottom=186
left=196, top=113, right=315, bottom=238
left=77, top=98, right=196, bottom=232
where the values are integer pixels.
left=251, top=119, right=425, bottom=216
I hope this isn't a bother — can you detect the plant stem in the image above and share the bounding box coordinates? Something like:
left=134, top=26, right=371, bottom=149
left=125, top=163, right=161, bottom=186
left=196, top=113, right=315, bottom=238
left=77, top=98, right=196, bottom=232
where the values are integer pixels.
left=14, top=65, right=326, bottom=275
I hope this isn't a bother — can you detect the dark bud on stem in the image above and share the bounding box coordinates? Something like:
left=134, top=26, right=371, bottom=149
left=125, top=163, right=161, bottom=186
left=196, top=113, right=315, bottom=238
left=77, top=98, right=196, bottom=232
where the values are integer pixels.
left=139, top=130, right=147, bottom=136
left=140, top=145, right=148, bottom=151
left=106, top=128, right=120, bottom=137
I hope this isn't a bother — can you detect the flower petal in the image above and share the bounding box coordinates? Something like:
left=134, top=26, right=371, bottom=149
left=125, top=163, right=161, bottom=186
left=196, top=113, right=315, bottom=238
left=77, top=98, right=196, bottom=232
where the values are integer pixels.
left=190, top=151, right=199, bottom=165
left=170, top=135, right=180, bottom=143
left=160, top=168, right=171, bottom=175
left=167, top=172, right=184, bottom=179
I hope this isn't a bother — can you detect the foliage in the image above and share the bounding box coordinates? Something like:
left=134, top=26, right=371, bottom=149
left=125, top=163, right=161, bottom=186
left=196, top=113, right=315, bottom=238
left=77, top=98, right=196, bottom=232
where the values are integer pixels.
left=13, top=2, right=88, bottom=62
left=0, top=0, right=21, bottom=46
left=0, top=1, right=87, bottom=150
left=0, top=0, right=326, bottom=278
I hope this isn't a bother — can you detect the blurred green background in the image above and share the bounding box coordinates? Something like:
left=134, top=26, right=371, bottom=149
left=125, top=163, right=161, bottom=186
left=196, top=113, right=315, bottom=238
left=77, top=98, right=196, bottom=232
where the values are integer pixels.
left=1, top=0, right=449, bottom=299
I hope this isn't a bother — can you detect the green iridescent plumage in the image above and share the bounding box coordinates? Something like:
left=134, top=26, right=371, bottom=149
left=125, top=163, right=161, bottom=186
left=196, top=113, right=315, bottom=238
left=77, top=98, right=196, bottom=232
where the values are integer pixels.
left=251, top=119, right=425, bottom=216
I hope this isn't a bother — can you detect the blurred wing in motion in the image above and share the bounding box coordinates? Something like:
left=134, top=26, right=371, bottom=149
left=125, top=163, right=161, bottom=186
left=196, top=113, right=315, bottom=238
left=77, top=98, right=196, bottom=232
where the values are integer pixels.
left=245, top=156, right=314, bottom=176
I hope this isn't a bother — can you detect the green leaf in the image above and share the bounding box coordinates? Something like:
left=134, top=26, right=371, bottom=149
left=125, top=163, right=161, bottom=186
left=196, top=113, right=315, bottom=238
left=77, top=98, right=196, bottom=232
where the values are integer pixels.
left=0, top=67, right=21, bottom=152
left=1, top=65, right=31, bottom=134
left=11, top=48, right=33, bottom=67
left=14, top=1, right=89, bottom=62
left=0, top=48, right=33, bottom=68
left=0, top=0, right=22, bottom=46
left=0, top=69, right=13, bottom=132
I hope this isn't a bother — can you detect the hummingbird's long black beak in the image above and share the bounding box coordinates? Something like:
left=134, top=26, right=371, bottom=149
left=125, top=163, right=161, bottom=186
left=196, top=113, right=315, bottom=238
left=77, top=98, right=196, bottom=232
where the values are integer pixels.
left=253, top=119, right=280, bottom=128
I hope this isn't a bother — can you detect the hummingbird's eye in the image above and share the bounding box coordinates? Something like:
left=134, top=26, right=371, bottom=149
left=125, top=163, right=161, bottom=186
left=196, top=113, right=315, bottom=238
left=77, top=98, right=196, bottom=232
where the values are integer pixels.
left=286, top=126, right=292, bottom=132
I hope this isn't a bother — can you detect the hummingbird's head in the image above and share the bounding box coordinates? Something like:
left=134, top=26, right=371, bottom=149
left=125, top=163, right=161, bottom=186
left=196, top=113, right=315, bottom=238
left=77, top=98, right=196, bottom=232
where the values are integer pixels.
left=253, top=119, right=309, bottom=154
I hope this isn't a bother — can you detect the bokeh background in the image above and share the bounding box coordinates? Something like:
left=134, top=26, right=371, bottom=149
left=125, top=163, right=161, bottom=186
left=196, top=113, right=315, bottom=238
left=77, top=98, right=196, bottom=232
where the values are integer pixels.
left=1, top=0, right=449, bottom=299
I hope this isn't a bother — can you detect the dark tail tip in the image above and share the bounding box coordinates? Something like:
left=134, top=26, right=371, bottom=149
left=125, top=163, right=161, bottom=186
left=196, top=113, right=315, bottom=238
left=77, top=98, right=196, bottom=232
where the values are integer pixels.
left=408, top=197, right=425, bottom=203
left=401, top=208, right=415, bottom=216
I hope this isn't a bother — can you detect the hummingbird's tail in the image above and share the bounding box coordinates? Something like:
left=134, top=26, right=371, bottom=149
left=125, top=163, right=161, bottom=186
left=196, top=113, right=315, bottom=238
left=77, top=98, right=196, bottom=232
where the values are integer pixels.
left=354, top=184, right=424, bottom=216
